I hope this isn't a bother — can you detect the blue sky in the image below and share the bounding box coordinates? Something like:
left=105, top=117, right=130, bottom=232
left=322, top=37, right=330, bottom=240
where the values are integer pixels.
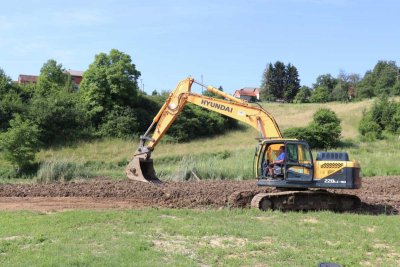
left=1, top=0, right=399, bottom=94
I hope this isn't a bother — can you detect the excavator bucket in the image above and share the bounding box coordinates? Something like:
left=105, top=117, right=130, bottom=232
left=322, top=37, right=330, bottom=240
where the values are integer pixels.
left=125, top=156, right=161, bottom=183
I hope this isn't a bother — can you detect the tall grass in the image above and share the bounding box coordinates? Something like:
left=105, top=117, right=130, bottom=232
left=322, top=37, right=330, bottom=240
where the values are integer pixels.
left=36, top=159, right=91, bottom=183
left=156, top=149, right=254, bottom=181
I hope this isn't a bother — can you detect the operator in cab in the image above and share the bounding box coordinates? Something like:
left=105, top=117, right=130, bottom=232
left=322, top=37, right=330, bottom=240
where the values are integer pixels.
left=269, top=145, right=285, bottom=178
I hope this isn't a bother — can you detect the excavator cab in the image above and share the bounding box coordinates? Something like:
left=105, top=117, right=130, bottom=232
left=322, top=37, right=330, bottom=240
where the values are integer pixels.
left=255, top=140, right=315, bottom=188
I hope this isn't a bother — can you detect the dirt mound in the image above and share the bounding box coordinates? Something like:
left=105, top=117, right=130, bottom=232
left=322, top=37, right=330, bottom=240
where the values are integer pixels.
left=334, top=176, right=400, bottom=215
left=0, top=178, right=266, bottom=208
left=0, top=176, right=399, bottom=214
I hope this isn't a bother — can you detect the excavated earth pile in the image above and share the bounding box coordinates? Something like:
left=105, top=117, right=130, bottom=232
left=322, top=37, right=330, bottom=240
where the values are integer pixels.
left=0, top=176, right=399, bottom=214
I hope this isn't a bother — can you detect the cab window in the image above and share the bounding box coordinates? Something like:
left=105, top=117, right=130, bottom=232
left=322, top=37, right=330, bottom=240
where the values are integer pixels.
left=286, top=143, right=298, bottom=163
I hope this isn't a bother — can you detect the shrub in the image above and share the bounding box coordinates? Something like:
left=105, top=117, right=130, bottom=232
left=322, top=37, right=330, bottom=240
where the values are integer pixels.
left=358, top=111, right=382, bottom=139
left=98, top=106, right=140, bottom=138
left=167, top=104, right=234, bottom=142
left=29, top=91, right=88, bottom=144
left=358, top=95, right=400, bottom=139
left=313, top=108, right=341, bottom=126
left=0, top=115, right=41, bottom=171
left=283, top=108, right=341, bottom=149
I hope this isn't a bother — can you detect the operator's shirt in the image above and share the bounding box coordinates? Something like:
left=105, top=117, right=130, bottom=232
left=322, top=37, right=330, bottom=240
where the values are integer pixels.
left=277, top=152, right=285, bottom=161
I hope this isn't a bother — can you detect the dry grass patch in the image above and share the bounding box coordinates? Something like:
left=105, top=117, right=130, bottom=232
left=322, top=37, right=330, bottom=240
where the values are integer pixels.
left=301, top=217, right=319, bottom=224
left=152, top=234, right=196, bottom=258
left=159, top=214, right=179, bottom=219
left=365, top=226, right=376, bottom=233
left=205, top=236, right=248, bottom=248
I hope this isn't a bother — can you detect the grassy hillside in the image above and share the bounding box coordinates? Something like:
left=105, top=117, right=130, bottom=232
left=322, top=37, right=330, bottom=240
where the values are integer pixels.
left=264, top=99, right=374, bottom=138
left=1, top=98, right=399, bottom=181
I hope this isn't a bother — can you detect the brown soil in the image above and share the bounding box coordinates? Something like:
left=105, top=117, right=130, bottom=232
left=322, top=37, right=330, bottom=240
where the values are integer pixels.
left=0, top=176, right=399, bottom=214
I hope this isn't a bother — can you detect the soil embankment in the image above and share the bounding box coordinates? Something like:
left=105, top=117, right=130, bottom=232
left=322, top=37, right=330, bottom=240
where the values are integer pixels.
left=0, top=177, right=398, bottom=214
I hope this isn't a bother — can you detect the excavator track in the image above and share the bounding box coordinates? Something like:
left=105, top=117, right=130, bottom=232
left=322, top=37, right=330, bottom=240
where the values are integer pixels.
left=250, top=190, right=361, bottom=211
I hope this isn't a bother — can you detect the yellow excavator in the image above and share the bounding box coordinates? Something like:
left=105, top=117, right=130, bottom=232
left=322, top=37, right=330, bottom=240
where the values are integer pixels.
left=126, top=78, right=362, bottom=211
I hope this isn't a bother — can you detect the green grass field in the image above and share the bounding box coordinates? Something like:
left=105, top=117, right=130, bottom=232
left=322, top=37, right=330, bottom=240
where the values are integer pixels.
left=1, top=209, right=399, bottom=267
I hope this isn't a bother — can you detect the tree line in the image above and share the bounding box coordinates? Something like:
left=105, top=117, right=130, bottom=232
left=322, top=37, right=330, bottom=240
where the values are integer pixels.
left=1, top=50, right=399, bottom=171
left=0, top=49, right=237, bottom=171
left=260, top=60, right=400, bottom=103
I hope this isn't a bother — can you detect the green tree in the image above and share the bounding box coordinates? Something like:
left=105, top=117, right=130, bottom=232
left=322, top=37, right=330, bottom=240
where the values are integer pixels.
left=331, top=83, right=348, bottom=102
left=0, top=91, right=25, bottom=131
left=357, top=60, right=399, bottom=98
left=374, top=61, right=398, bottom=94
left=313, top=74, right=338, bottom=92
left=80, top=49, right=141, bottom=125
left=310, top=86, right=330, bottom=103
left=260, top=61, right=300, bottom=102
left=0, top=69, right=30, bottom=130
left=294, top=86, right=312, bottom=103
left=0, top=68, right=12, bottom=95
left=358, top=95, right=400, bottom=139
left=272, top=61, right=286, bottom=100
left=284, top=64, right=301, bottom=102
left=0, top=115, right=41, bottom=170
left=331, top=71, right=353, bottom=102
left=260, top=63, right=275, bottom=101
left=36, top=59, right=73, bottom=95
left=357, top=71, right=375, bottom=98
left=393, top=80, right=400, bottom=95
left=98, top=106, right=140, bottom=138
left=359, top=111, right=382, bottom=139
left=29, top=90, right=88, bottom=144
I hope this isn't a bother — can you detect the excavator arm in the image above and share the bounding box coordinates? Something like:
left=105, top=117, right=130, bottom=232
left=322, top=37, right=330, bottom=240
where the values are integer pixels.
left=125, top=77, right=282, bottom=182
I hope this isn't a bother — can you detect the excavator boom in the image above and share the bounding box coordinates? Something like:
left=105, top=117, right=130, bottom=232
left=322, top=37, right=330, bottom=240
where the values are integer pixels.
left=125, top=77, right=282, bottom=182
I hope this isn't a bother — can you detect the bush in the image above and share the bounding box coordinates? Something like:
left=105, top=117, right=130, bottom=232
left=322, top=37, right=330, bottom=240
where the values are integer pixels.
left=358, top=96, right=400, bottom=139
left=167, top=104, right=229, bottom=142
left=0, top=115, right=41, bottom=171
left=359, top=111, right=382, bottom=139
left=29, top=91, right=88, bottom=144
left=98, top=106, right=140, bottom=138
left=283, top=108, right=341, bottom=149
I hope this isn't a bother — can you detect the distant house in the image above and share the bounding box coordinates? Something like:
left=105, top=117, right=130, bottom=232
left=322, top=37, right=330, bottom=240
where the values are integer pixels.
left=18, top=75, right=38, bottom=84
left=233, top=87, right=260, bottom=102
left=17, top=70, right=83, bottom=86
left=67, top=70, right=83, bottom=85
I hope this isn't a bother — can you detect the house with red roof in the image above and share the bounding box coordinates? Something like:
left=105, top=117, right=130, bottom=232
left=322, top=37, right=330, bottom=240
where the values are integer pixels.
left=233, top=87, right=260, bottom=102
left=17, top=75, right=38, bottom=84
left=17, top=70, right=83, bottom=86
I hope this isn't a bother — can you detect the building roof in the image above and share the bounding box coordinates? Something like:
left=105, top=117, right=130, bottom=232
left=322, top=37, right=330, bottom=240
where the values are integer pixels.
left=66, top=70, right=84, bottom=77
left=234, top=87, right=260, bottom=97
left=18, top=74, right=38, bottom=83
left=17, top=70, right=84, bottom=85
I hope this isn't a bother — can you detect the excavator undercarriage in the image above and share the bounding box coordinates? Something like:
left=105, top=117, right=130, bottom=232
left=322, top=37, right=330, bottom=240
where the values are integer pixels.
left=250, top=190, right=361, bottom=211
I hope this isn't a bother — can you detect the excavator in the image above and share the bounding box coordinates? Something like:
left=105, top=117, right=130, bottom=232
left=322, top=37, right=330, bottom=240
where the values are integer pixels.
left=126, top=78, right=362, bottom=211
